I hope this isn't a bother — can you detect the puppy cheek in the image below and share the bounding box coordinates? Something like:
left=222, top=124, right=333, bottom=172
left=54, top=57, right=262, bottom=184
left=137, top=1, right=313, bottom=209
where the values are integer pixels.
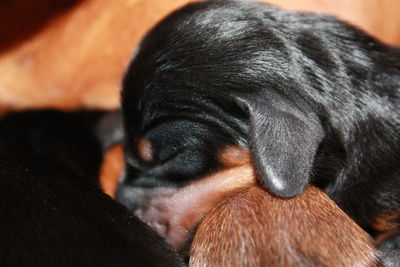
left=218, top=145, right=250, bottom=167
left=115, top=184, right=155, bottom=212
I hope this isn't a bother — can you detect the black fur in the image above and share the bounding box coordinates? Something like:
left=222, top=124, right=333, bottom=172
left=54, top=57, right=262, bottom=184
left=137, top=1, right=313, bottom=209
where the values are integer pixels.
left=118, top=0, right=400, bottom=240
left=0, top=110, right=183, bottom=267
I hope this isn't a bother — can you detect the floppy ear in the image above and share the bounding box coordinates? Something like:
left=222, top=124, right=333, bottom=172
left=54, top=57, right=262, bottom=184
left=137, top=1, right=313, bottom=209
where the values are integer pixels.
left=234, top=95, right=324, bottom=198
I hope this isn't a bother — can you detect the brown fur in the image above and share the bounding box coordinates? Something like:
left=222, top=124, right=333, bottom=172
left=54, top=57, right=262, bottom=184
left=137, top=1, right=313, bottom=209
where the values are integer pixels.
left=190, top=185, right=379, bottom=267
left=375, top=228, right=400, bottom=247
left=218, top=146, right=250, bottom=167
left=371, top=210, right=400, bottom=247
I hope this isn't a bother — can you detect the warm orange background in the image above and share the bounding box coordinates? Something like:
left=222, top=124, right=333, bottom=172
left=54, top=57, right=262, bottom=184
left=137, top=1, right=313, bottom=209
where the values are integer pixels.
left=0, top=0, right=399, bottom=115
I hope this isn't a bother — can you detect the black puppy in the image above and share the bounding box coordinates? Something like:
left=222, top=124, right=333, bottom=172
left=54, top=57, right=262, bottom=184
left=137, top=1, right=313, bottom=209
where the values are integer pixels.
left=117, top=0, right=400, bottom=249
left=0, top=110, right=183, bottom=267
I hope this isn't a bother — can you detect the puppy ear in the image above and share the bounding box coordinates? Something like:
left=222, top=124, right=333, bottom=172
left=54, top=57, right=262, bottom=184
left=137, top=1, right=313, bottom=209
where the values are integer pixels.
left=234, top=95, right=323, bottom=198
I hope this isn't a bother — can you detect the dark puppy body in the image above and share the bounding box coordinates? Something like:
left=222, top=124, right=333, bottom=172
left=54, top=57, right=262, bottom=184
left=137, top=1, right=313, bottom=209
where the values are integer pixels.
left=0, top=110, right=183, bottom=267
left=118, top=0, right=400, bottom=245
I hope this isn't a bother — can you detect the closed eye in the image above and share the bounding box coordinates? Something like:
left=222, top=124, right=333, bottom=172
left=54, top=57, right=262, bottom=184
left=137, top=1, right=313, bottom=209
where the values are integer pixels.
left=158, top=146, right=186, bottom=165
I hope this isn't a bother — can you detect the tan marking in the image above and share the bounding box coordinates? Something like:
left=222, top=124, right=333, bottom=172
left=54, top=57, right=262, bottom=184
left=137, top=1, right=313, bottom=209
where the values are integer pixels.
left=136, top=138, right=153, bottom=162
left=375, top=227, right=400, bottom=246
left=370, top=209, right=400, bottom=232
left=99, top=145, right=124, bottom=198
left=136, top=164, right=257, bottom=251
left=218, top=145, right=250, bottom=167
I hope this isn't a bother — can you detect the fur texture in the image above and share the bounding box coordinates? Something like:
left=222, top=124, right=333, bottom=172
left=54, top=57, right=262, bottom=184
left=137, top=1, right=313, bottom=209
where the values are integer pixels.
left=118, top=0, right=400, bottom=253
left=190, top=185, right=378, bottom=266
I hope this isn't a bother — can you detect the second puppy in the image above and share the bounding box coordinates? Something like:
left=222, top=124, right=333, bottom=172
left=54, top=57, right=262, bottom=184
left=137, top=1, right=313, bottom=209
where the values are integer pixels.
left=190, top=184, right=379, bottom=266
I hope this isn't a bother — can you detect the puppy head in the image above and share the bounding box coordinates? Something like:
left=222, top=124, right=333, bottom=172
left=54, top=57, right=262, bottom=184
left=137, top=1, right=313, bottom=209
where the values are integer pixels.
left=118, top=0, right=325, bottom=235
left=118, top=88, right=248, bottom=207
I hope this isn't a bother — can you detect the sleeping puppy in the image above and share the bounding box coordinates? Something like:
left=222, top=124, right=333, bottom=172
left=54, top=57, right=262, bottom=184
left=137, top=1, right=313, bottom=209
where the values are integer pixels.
left=0, top=110, right=183, bottom=267
left=117, top=0, right=400, bottom=248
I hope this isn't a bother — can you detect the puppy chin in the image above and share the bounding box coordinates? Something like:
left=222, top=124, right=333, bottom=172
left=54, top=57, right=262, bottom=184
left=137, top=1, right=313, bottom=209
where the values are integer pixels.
left=116, top=165, right=255, bottom=254
left=116, top=185, right=193, bottom=252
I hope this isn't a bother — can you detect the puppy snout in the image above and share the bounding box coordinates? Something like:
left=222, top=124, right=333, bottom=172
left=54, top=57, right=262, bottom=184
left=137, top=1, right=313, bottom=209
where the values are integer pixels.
left=115, top=184, right=176, bottom=238
left=115, top=184, right=144, bottom=211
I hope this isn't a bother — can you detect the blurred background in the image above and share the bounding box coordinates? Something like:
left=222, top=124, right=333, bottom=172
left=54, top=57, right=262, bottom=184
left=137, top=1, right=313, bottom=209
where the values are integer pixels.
left=0, top=0, right=399, bottom=114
